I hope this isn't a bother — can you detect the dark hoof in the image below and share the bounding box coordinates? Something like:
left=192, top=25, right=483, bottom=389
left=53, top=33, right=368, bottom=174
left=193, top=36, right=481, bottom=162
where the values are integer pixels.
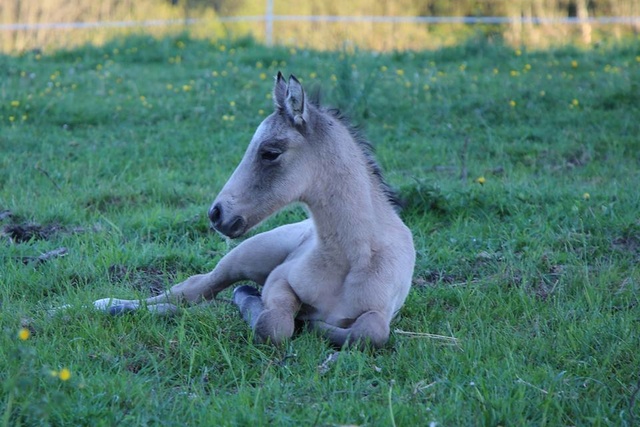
left=233, top=285, right=261, bottom=302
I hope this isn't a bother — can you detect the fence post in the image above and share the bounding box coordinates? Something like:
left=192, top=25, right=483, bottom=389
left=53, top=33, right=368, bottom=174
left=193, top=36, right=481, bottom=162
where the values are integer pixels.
left=266, top=0, right=274, bottom=46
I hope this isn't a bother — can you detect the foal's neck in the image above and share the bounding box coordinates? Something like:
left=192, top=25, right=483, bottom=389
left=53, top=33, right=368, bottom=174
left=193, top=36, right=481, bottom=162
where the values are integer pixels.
left=304, top=134, right=396, bottom=268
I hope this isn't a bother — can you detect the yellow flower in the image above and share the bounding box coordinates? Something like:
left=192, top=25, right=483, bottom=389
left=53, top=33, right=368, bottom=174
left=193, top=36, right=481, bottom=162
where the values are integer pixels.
left=58, top=368, right=71, bottom=381
left=476, top=176, right=486, bottom=185
left=11, top=100, right=20, bottom=108
left=18, top=328, right=30, bottom=340
left=571, top=99, right=579, bottom=107
left=259, top=72, right=267, bottom=80
left=515, top=49, right=522, bottom=56
left=571, top=60, right=578, bottom=68
left=396, top=69, right=404, bottom=76
left=583, top=192, right=590, bottom=201
left=509, top=100, right=516, bottom=108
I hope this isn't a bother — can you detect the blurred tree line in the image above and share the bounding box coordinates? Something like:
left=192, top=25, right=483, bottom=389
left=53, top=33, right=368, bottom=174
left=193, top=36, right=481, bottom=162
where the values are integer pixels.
left=1, top=0, right=638, bottom=51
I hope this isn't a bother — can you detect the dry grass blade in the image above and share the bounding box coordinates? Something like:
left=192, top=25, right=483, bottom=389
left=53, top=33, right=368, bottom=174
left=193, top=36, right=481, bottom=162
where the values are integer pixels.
left=393, top=329, right=460, bottom=345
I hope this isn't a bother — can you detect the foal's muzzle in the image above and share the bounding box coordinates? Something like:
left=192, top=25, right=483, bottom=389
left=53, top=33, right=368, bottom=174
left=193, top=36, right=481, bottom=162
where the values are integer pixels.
left=208, top=203, right=247, bottom=239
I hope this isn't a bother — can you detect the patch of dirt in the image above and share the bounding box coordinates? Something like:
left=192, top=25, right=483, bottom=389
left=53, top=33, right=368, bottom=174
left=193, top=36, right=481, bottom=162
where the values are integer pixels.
left=107, top=264, right=177, bottom=296
left=2, top=223, right=63, bottom=243
left=413, top=271, right=462, bottom=287
left=612, top=235, right=640, bottom=256
left=2, top=220, right=103, bottom=244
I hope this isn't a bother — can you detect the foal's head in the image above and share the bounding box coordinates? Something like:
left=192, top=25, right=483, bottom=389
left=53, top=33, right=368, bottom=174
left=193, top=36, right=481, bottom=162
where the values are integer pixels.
left=208, top=72, right=399, bottom=239
left=208, top=72, right=320, bottom=238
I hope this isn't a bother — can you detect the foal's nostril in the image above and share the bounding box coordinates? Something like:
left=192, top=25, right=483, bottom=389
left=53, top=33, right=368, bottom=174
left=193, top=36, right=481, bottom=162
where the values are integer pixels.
left=209, top=204, right=222, bottom=225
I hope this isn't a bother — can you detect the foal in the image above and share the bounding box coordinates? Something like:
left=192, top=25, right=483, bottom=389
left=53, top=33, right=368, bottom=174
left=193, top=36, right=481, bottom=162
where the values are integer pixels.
left=94, top=72, right=415, bottom=348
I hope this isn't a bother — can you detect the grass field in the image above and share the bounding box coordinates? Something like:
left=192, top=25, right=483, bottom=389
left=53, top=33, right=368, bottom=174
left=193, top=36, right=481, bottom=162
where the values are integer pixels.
left=1, top=35, right=639, bottom=426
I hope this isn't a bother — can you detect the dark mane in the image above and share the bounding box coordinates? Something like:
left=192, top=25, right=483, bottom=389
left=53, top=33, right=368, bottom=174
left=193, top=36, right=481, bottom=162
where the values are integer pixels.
left=324, top=107, right=403, bottom=212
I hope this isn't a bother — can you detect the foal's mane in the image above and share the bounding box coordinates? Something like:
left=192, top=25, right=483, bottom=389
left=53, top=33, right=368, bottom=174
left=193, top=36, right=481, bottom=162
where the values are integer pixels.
left=320, top=104, right=403, bottom=212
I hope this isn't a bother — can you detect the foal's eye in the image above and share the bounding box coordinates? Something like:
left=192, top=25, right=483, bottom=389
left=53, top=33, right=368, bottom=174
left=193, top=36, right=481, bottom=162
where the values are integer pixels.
left=260, top=150, right=282, bottom=162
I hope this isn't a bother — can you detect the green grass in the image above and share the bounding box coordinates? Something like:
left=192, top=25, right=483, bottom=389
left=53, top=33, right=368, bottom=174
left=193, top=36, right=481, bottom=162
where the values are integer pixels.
left=1, top=34, right=639, bottom=425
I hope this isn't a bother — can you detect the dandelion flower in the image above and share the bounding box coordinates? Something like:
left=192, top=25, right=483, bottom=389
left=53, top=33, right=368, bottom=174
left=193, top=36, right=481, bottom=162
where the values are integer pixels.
left=476, top=176, right=486, bottom=185
left=11, top=100, right=20, bottom=108
left=18, top=328, right=30, bottom=340
left=58, top=368, right=71, bottom=381
left=583, top=192, right=590, bottom=201
left=396, top=69, right=404, bottom=76
left=509, top=100, right=516, bottom=108
left=572, top=99, right=579, bottom=107
left=571, top=60, right=578, bottom=68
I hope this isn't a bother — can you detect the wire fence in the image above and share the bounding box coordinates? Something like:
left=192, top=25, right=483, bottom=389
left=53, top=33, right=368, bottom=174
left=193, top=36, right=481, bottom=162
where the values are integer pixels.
left=2, top=13, right=639, bottom=51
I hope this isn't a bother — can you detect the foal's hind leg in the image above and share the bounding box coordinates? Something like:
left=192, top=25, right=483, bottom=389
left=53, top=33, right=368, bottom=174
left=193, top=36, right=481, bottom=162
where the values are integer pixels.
left=310, top=311, right=391, bottom=349
left=93, top=221, right=311, bottom=315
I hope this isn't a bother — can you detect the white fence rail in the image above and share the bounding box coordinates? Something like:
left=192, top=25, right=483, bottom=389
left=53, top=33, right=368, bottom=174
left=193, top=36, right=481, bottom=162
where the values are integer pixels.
left=2, top=14, right=639, bottom=48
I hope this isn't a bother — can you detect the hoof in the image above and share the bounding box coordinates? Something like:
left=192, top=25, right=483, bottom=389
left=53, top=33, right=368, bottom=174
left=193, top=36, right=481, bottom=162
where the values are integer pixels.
left=232, top=285, right=261, bottom=305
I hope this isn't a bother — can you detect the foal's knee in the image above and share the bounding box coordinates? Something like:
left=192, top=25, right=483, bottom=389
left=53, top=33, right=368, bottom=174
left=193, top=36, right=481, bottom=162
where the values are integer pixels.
left=254, top=308, right=295, bottom=345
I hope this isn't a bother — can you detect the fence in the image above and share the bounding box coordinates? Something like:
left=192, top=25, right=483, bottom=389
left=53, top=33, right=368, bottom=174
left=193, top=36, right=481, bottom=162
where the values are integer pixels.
left=1, top=3, right=639, bottom=52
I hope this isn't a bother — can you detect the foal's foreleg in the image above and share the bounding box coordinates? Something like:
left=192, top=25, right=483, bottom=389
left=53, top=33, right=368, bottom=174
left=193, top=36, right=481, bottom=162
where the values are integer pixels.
left=311, top=311, right=391, bottom=349
left=93, top=222, right=309, bottom=315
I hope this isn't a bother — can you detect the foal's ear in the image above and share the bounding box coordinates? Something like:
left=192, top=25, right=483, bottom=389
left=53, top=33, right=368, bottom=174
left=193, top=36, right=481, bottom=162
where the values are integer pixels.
left=273, top=71, right=287, bottom=110
left=285, top=75, right=308, bottom=128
